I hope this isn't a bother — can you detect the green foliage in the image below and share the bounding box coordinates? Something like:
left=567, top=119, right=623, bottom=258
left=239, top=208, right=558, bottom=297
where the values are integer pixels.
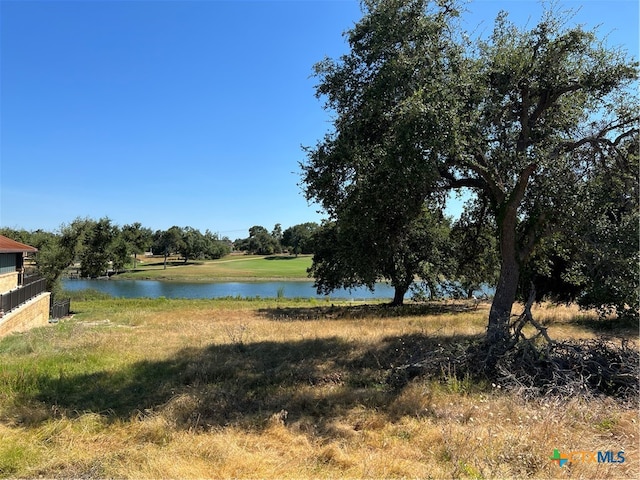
left=153, top=226, right=184, bottom=257
left=450, top=199, right=499, bottom=298
left=455, top=7, right=638, bottom=341
left=574, top=138, right=639, bottom=320
left=108, top=233, right=130, bottom=273
left=310, top=208, right=453, bottom=305
left=179, top=226, right=206, bottom=262
left=35, top=220, right=87, bottom=291
left=302, top=0, right=460, bottom=304
left=203, top=230, right=232, bottom=259
left=2, top=220, right=233, bottom=288
left=527, top=136, right=639, bottom=321
left=309, top=221, right=377, bottom=294
left=281, top=222, right=319, bottom=255
left=235, top=225, right=282, bottom=255
left=303, top=0, right=639, bottom=340
left=0, top=228, right=55, bottom=251
left=121, top=222, right=153, bottom=267
left=150, top=226, right=232, bottom=266
left=77, top=218, right=117, bottom=278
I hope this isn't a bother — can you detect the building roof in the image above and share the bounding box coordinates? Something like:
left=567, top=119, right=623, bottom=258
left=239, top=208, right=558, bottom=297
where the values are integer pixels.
left=0, top=235, right=38, bottom=253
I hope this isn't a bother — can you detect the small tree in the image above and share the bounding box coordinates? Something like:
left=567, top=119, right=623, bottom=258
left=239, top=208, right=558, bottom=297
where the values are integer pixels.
left=28, top=227, right=76, bottom=296
left=203, top=230, right=231, bottom=259
left=179, top=226, right=207, bottom=263
left=271, top=223, right=283, bottom=252
left=282, top=222, right=319, bottom=256
left=108, top=232, right=131, bottom=273
left=122, top=222, right=152, bottom=269
left=153, top=227, right=184, bottom=269
left=241, top=226, right=280, bottom=255
left=78, top=217, right=117, bottom=278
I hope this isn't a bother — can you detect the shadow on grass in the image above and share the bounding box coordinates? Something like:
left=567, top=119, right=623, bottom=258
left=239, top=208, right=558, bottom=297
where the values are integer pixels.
left=264, top=255, right=302, bottom=261
left=123, top=260, right=204, bottom=272
left=566, top=315, right=638, bottom=339
left=258, top=302, right=481, bottom=321
left=21, top=332, right=480, bottom=432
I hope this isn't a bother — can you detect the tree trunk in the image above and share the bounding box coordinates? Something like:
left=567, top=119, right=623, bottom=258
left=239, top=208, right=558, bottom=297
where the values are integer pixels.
left=486, top=211, right=521, bottom=355
left=487, top=254, right=519, bottom=349
left=426, top=279, right=437, bottom=300
left=391, top=286, right=405, bottom=306
left=391, top=283, right=409, bottom=306
left=485, top=163, right=536, bottom=357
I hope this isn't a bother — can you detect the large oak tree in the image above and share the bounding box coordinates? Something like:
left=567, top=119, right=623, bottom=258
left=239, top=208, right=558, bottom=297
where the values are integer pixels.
left=302, top=0, right=638, bottom=354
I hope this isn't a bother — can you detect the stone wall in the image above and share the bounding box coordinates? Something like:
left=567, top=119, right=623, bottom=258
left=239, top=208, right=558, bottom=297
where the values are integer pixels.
left=0, top=272, right=18, bottom=293
left=0, top=292, right=52, bottom=337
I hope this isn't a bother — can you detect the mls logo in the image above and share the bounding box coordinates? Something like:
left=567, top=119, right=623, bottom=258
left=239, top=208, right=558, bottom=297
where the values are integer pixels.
left=550, top=449, right=625, bottom=467
left=550, top=449, right=569, bottom=467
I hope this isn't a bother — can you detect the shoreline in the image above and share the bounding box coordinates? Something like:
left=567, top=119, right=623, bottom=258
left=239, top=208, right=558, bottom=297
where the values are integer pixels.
left=69, top=275, right=316, bottom=283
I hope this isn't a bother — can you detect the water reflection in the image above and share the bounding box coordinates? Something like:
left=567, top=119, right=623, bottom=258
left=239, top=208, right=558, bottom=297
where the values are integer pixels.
left=62, top=279, right=399, bottom=300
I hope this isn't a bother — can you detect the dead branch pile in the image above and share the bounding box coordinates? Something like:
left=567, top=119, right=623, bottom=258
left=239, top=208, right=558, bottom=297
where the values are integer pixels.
left=494, top=337, right=639, bottom=400
left=388, top=336, right=639, bottom=401
left=485, top=285, right=640, bottom=400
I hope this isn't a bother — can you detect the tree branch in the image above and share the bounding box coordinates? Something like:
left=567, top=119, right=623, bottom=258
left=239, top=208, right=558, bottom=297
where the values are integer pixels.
left=507, top=163, right=537, bottom=214
left=530, top=83, right=583, bottom=126
left=439, top=170, right=486, bottom=191
left=552, top=118, right=639, bottom=158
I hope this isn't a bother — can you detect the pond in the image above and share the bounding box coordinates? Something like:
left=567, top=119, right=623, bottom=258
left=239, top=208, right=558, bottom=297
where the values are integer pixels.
left=61, top=279, right=400, bottom=300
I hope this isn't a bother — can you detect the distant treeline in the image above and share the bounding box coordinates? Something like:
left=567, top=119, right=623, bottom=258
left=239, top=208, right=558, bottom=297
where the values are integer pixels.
left=1, top=215, right=503, bottom=306
left=234, top=223, right=319, bottom=256
left=0, top=219, right=321, bottom=293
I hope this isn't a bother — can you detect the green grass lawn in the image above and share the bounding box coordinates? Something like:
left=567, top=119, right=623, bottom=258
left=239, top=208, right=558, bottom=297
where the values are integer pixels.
left=116, top=255, right=314, bottom=281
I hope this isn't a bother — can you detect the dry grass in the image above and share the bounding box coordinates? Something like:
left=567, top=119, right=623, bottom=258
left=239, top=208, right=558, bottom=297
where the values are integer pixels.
left=0, top=298, right=637, bottom=479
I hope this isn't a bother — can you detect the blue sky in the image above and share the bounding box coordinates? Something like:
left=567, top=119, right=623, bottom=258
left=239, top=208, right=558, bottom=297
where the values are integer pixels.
left=1, top=0, right=638, bottom=238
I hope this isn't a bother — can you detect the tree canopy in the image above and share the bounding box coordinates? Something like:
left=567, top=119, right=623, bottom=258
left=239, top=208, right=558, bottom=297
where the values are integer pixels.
left=302, top=0, right=463, bottom=305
